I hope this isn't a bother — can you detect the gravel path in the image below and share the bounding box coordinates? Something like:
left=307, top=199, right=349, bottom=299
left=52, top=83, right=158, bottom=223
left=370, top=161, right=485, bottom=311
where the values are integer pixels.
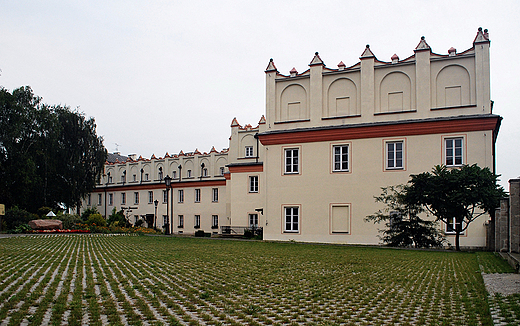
left=482, top=273, right=520, bottom=296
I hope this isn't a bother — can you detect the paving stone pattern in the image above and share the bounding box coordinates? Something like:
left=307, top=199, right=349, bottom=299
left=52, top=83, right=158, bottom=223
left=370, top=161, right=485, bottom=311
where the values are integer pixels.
left=0, top=235, right=501, bottom=325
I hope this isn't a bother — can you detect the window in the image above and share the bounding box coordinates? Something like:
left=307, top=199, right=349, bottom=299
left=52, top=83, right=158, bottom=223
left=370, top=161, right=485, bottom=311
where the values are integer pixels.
left=148, top=191, right=153, bottom=204
left=133, top=174, right=137, bottom=182
left=187, top=170, right=192, bottom=178
left=172, top=171, right=177, bottom=179
left=145, top=173, right=149, bottom=181
left=333, top=145, right=349, bottom=172
left=212, top=188, right=218, bottom=202
left=97, top=194, right=102, bottom=206
left=178, top=189, right=184, bottom=203
left=220, top=167, right=225, bottom=176
left=284, top=148, right=299, bottom=174
left=134, top=192, right=139, bottom=204
left=331, top=205, right=350, bottom=233
left=195, top=189, right=201, bottom=203
left=446, top=217, right=463, bottom=234
left=121, top=192, right=126, bottom=205
left=249, top=176, right=259, bottom=193
left=202, top=168, right=208, bottom=177
left=245, top=146, right=254, bottom=157
left=284, top=207, right=299, bottom=232
left=107, top=173, right=113, bottom=184
left=212, top=215, right=218, bottom=229
left=108, top=193, right=113, bottom=206
left=445, top=138, right=463, bottom=166
left=163, top=190, right=167, bottom=203
left=121, top=173, right=126, bottom=183
left=178, top=215, right=184, bottom=228
left=87, top=194, right=91, bottom=206
left=386, top=141, right=403, bottom=169
left=194, top=215, right=201, bottom=228
left=158, top=170, right=163, bottom=180
left=249, top=214, right=258, bottom=228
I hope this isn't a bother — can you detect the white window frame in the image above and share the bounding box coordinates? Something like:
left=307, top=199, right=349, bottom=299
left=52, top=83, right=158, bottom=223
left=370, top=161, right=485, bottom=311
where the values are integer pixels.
left=97, top=194, right=102, bottom=206
left=284, top=206, right=299, bottom=233
left=219, top=167, right=225, bottom=176
left=163, top=190, right=167, bottom=203
left=172, top=171, right=177, bottom=179
left=178, top=189, right=184, bottom=203
left=245, top=146, right=254, bottom=157
left=446, top=217, right=464, bottom=234
left=195, top=189, right=201, bottom=203
left=148, top=191, right=153, bottom=204
left=212, top=188, right=218, bottom=202
left=332, top=144, right=349, bottom=172
left=249, top=213, right=258, bottom=228
left=187, top=170, right=192, bottom=178
left=178, top=215, right=184, bottom=228
left=108, top=193, right=113, bottom=206
left=203, top=168, right=208, bottom=177
left=249, top=176, right=259, bottom=193
left=134, top=192, right=139, bottom=205
left=212, top=215, right=219, bottom=228
left=145, top=173, right=149, bottom=181
left=386, top=141, right=404, bottom=170
left=284, top=148, right=299, bottom=174
left=121, top=192, right=126, bottom=205
left=445, top=137, right=464, bottom=167
left=194, top=215, right=201, bottom=228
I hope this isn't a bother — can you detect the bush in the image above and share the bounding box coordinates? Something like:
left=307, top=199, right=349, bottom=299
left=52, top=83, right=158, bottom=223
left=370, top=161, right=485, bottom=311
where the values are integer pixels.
left=37, top=207, right=53, bottom=218
left=58, top=214, right=83, bottom=229
left=4, top=207, right=38, bottom=231
left=195, top=230, right=205, bottom=237
left=81, top=207, right=99, bottom=222
left=107, top=207, right=128, bottom=227
left=12, top=224, right=32, bottom=234
left=134, top=219, right=144, bottom=227
left=86, top=213, right=106, bottom=227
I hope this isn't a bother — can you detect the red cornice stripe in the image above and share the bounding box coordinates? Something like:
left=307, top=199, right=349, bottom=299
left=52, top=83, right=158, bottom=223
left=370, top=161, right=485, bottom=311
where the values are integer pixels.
left=228, top=165, right=264, bottom=173
left=258, top=117, right=500, bottom=146
left=92, top=180, right=226, bottom=192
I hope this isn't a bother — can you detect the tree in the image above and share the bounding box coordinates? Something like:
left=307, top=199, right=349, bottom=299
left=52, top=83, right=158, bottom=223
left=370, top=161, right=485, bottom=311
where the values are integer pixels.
left=365, top=185, right=446, bottom=248
left=406, top=164, right=506, bottom=251
left=0, top=86, right=107, bottom=213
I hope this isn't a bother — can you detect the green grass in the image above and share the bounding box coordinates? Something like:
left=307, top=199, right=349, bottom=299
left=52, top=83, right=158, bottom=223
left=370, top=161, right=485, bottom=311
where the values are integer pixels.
left=0, top=234, right=513, bottom=325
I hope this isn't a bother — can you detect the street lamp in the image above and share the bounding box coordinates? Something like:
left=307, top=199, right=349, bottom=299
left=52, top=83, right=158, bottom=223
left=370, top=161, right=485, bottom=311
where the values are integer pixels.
left=164, top=175, right=172, bottom=235
left=154, top=199, right=158, bottom=229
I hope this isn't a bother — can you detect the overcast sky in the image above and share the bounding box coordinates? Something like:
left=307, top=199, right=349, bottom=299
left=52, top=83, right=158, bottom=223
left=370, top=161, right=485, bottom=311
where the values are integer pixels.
left=1, top=0, right=519, bottom=187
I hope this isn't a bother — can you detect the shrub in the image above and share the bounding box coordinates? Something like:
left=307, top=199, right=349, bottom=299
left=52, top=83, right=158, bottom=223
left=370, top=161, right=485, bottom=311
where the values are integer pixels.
left=107, top=207, right=128, bottom=227
left=81, top=207, right=99, bottom=222
left=37, top=207, right=53, bottom=218
left=195, top=230, right=205, bottom=237
left=134, top=219, right=144, bottom=227
left=86, top=213, right=107, bottom=227
left=4, top=207, right=38, bottom=231
left=12, top=224, right=32, bottom=234
left=58, top=214, right=83, bottom=229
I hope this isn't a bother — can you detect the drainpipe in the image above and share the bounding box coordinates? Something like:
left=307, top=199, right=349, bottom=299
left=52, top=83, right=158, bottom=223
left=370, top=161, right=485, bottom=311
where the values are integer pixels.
left=254, top=133, right=259, bottom=163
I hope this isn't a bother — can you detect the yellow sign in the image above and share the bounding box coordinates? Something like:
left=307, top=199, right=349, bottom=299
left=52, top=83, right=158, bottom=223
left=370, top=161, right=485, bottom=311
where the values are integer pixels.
left=0, top=204, right=4, bottom=215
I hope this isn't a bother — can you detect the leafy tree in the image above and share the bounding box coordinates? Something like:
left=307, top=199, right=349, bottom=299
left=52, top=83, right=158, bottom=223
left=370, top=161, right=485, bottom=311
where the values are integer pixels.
left=406, top=164, right=506, bottom=251
left=0, top=86, right=106, bottom=213
left=365, top=185, right=446, bottom=248
left=86, top=213, right=106, bottom=227
left=3, top=207, right=37, bottom=230
left=107, top=207, right=129, bottom=227
left=81, top=207, right=99, bottom=222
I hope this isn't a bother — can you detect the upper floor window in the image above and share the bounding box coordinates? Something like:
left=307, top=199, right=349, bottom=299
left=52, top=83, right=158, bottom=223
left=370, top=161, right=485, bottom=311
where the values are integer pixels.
left=284, top=206, right=299, bottom=233
left=108, top=193, right=113, bottom=206
left=445, top=138, right=463, bottom=166
left=333, top=145, right=349, bottom=172
left=386, top=141, right=403, bottom=170
left=107, top=173, right=113, bottom=184
left=87, top=194, right=91, bottom=206
left=284, top=148, right=299, bottom=174
left=163, top=190, right=167, bottom=203
left=249, top=176, right=259, bottom=193
left=134, top=192, right=139, bottom=204
left=212, top=188, right=218, bottom=202
left=195, top=189, right=201, bottom=203
left=97, top=194, right=102, bottom=206
left=158, top=170, right=163, bottom=181
left=202, top=168, right=208, bottom=177
left=132, top=174, right=137, bottom=182
left=187, top=170, right=192, bottom=178
left=178, top=189, right=184, bottom=203
left=172, top=171, right=177, bottom=179
left=219, top=167, right=225, bottom=176
left=245, top=146, right=254, bottom=157
left=145, top=173, right=149, bottom=181
left=148, top=191, right=154, bottom=204
left=121, top=192, right=126, bottom=205
left=121, top=174, right=126, bottom=183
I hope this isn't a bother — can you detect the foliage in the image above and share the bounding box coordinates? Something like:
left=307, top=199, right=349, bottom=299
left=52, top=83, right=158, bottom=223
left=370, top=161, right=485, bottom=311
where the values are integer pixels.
left=57, top=213, right=83, bottom=229
left=407, top=164, right=506, bottom=250
left=37, top=207, right=53, bottom=218
left=134, top=219, right=144, bottom=227
left=3, top=207, right=38, bottom=231
left=12, top=223, right=32, bottom=234
left=365, top=185, right=446, bottom=248
left=81, top=207, right=99, bottom=222
left=0, top=86, right=107, bottom=214
left=86, top=213, right=106, bottom=227
left=107, top=207, right=129, bottom=227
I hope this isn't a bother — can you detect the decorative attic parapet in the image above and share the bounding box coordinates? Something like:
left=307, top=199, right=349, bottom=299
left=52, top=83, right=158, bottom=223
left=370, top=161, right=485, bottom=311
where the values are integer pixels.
left=309, top=52, right=324, bottom=66
left=265, top=58, right=278, bottom=73
left=258, top=115, right=266, bottom=124
left=231, top=117, right=241, bottom=128
left=414, top=36, right=431, bottom=52
left=360, top=45, right=375, bottom=59
left=474, top=27, right=490, bottom=44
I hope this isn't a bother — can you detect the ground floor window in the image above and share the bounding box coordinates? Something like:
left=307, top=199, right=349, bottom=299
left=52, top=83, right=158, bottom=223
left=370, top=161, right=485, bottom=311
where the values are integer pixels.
left=446, top=217, right=464, bottom=234
left=194, top=215, right=200, bottom=228
left=284, top=207, right=299, bottom=233
left=178, top=215, right=184, bottom=228
left=212, top=215, right=218, bottom=229
left=249, top=213, right=258, bottom=228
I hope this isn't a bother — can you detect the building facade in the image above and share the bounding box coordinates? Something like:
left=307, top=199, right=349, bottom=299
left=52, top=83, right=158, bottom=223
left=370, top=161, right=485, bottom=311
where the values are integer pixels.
left=82, top=28, right=501, bottom=248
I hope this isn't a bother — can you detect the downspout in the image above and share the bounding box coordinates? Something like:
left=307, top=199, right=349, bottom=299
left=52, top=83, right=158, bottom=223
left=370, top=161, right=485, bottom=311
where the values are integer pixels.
left=254, top=133, right=259, bottom=163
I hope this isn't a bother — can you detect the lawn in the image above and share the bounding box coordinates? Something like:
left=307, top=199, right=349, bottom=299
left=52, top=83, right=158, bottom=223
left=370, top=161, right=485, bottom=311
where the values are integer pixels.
left=0, top=234, right=513, bottom=325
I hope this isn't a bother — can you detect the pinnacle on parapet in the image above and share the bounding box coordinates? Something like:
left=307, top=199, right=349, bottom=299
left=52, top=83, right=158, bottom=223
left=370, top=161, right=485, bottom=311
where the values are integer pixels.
left=360, top=44, right=375, bottom=58
left=448, top=47, right=457, bottom=56
left=265, top=58, right=278, bottom=72
left=337, top=61, right=346, bottom=70
left=391, top=54, right=399, bottom=64
left=474, top=27, right=490, bottom=44
left=415, top=36, right=431, bottom=52
left=231, top=117, right=240, bottom=127
left=258, top=115, right=266, bottom=124
left=309, top=52, right=324, bottom=66
left=290, top=67, right=298, bottom=77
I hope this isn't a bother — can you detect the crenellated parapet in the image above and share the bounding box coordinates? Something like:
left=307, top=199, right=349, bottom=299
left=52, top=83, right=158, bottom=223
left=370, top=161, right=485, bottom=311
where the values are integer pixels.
left=264, top=28, right=492, bottom=132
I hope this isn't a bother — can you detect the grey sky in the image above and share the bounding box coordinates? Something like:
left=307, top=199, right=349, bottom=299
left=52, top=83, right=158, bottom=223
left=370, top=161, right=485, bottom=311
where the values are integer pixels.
left=1, top=0, right=519, bottom=187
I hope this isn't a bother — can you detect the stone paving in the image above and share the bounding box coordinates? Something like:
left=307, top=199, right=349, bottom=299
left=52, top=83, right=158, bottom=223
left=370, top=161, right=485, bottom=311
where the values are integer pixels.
left=0, top=234, right=515, bottom=325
